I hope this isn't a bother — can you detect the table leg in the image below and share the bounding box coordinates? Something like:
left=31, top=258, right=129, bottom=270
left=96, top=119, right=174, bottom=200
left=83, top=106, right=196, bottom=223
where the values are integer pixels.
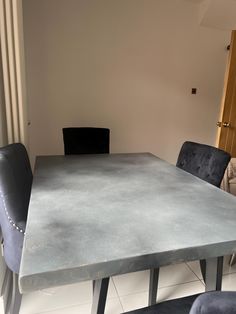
left=148, top=268, right=159, bottom=306
left=93, top=280, right=95, bottom=294
left=205, top=257, right=223, bottom=292
left=91, top=278, right=109, bottom=314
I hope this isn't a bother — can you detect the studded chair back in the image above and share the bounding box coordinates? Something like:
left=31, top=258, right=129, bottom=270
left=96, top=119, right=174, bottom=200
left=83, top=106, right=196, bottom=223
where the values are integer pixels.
left=176, top=141, right=231, bottom=187
left=0, top=143, right=32, bottom=273
left=62, top=127, right=110, bottom=155
left=143, top=142, right=230, bottom=311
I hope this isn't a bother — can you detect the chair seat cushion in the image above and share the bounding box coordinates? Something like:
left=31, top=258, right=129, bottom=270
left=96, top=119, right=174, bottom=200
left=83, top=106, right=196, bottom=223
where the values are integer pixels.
left=124, top=294, right=201, bottom=314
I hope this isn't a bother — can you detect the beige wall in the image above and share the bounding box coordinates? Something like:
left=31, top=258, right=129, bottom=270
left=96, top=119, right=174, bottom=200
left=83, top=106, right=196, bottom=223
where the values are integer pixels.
left=22, top=0, right=230, bottom=164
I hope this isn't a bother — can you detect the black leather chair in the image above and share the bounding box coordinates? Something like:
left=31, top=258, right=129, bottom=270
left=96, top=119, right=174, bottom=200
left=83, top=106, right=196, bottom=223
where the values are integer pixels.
left=148, top=142, right=231, bottom=307
left=124, top=291, right=236, bottom=314
left=62, top=127, right=110, bottom=155
left=0, top=143, right=32, bottom=314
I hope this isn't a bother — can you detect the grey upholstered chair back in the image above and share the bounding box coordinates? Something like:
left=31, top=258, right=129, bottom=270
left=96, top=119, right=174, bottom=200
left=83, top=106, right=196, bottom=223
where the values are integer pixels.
left=176, top=141, right=231, bottom=187
left=0, top=143, right=32, bottom=273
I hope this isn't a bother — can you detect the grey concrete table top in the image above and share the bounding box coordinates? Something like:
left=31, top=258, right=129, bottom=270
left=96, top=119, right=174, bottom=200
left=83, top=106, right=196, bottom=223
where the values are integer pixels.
left=19, top=153, right=236, bottom=293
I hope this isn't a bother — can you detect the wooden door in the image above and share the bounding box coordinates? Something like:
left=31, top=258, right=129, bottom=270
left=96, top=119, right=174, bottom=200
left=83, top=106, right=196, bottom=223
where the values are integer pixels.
left=218, top=31, right=236, bottom=156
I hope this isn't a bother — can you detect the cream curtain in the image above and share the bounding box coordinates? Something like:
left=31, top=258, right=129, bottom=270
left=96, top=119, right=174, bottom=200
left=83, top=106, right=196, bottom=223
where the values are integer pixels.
left=0, top=0, right=28, bottom=147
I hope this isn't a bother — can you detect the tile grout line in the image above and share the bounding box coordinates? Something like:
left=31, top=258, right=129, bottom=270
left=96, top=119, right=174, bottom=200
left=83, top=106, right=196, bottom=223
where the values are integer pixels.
left=185, top=260, right=236, bottom=286
left=185, top=262, right=204, bottom=285
left=111, top=277, right=125, bottom=313
left=33, top=301, right=92, bottom=314
left=114, top=278, right=205, bottom=299
left=159, top=278, right=205, bottom=289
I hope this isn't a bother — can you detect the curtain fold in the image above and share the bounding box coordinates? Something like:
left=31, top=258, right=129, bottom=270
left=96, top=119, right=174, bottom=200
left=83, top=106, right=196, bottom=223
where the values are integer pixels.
left=0, top=0, right=28, bottom=147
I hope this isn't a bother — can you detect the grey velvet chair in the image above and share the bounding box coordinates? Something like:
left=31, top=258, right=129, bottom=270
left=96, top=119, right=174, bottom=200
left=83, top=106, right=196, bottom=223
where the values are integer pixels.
left=148, top=142, right=231, bottom=306
left=62, top=127, right=110, bottom=155
left=123, top=291, right=236, bottom=314
left=190, top=291, right=236, bottom=314
left=177, top=141, right=231, bottom=283
left=176, top=141, right=231, bottom=188
left=0, top=143, right=32, bottom=314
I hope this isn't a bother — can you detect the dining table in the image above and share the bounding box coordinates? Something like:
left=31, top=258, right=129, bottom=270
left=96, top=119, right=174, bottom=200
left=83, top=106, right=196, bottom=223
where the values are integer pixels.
left=19, top=153, right=236, bottom=314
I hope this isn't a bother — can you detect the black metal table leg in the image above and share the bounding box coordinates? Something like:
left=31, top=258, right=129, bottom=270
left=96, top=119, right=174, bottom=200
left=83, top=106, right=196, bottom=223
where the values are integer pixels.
left=205, top=257, right=223, bottom=292
left=148, top=268, right=159, bottom=306
left=91, top=278, right=109, bottom=314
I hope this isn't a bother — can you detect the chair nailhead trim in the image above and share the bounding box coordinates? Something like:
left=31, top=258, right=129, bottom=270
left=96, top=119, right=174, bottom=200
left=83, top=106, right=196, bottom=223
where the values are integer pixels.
left=0, top=191, right=25, bottom=235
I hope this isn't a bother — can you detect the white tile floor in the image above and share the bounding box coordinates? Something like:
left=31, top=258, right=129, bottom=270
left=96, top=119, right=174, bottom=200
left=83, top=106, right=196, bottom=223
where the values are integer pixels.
left=7, top=256, right=236, bottom=313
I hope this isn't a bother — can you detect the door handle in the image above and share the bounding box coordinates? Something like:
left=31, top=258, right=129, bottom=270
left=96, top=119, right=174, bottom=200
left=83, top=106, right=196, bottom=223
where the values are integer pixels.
left=222, top=122, right=231, bottom=128
left=216, top=121, right=231, bottom=128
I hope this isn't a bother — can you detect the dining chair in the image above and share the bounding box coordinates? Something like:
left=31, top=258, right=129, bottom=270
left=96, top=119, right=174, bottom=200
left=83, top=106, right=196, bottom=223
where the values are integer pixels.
left=123, top=291, right=236, bottom=314
left=176, top=141, right=231, bottom=188
left=149, top=141, right=231, bottom=306
left=0, top=143, right=32, bottom=314
left=177, top=141, right=231, bottom=281
left=62, top=127, right=110, bottom=155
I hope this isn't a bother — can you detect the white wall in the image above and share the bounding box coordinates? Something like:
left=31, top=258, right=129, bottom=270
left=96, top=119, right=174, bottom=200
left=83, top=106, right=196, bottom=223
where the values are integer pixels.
left=22, top=0, right=230, bottom=164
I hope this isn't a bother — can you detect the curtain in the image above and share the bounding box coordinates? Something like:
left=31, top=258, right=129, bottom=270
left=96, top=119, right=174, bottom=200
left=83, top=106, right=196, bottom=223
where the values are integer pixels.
left=0, top=0, right=28, bottom=147
left=0, top=48, right=7, bottom=146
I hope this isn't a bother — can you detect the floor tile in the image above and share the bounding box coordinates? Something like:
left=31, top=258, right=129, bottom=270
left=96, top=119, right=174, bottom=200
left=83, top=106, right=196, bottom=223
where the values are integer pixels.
left=113, top=270, right=149, bottom=296
left=113, top=263, right=199, bottom=297
left=222, top=273, right=236, bottom=291
left=187, top=255, right=236, bottom=280
left=119, top=291, right=148, bottom=313
left=20, top=280, right=117, bottom=314
left=37, top=303, right=92, bottom=314
left=157, top=280, right=205, bottom=302
left=106, top=298, right=124, bottom=314
left=223, top=255, right=236, bottom=275
left=199, top=270, right=236, bottom=291
left=159, top=263, right=199, bottom=288
left=186, top=261, right=202, bottom=279
left=35, top=298, right=123, bottom=314
left=120, top=281, right=204, bottom=312
left=0, top=297, right=4, bottom=314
